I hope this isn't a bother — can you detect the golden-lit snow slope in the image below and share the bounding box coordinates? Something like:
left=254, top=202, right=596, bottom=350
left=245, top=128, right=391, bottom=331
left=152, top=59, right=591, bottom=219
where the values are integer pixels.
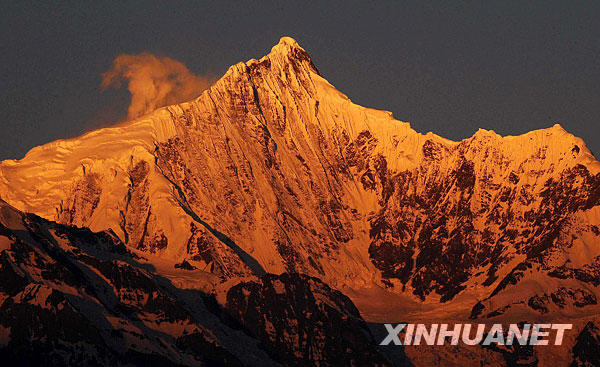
left=1, top=38, right=599, bottom=307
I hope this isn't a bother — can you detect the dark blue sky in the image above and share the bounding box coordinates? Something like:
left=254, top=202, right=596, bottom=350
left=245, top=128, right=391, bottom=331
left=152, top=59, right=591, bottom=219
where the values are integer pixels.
left=1, top=1, right=599, bottom=159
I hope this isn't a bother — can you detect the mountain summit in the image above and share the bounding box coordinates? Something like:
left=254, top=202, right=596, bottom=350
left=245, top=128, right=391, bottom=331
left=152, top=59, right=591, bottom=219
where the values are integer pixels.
left=1, top=38, right=599, bottom=337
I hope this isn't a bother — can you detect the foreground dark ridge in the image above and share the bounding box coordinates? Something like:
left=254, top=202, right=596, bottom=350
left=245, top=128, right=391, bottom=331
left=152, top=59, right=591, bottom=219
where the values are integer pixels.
left=0, top=198, right=393, bottom=366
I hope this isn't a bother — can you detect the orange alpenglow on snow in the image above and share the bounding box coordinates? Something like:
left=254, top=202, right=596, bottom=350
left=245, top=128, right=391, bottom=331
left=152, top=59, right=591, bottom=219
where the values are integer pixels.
left=1, top=39, right=600, bottom=366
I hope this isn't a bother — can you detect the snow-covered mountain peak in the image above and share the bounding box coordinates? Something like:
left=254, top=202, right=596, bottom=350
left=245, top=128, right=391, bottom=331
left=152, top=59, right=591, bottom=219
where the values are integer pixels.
left=250, top=37, right=318, bottom=76
left=1, top=38, right=600, bottom=327
left=219, top=37, right=318, bottom=90
left=271, top=36, right=305, bottom=54
left=472, top=128, right=500, bottom=138
left=461, top=123, right=599, bottom=174
left=1, top=37, right=600, bottom=366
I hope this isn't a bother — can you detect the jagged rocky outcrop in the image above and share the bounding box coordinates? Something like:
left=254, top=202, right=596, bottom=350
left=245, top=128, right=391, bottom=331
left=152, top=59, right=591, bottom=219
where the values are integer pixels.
left=571, top=321, right=600, bottom=367
left=226, top=273, right=391, bottom=366
left=0, top=36, right=599, bottom=344
left=0, top=198, right=251, bottom=365
left=0, top=198, right=392, bottom=366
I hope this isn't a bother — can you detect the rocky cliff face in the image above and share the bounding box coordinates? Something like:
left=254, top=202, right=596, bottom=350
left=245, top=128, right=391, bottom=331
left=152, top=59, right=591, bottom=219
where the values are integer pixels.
left=226, top=273, right=389, bottom=366
left=0, top=198, right=392, bottom=366
left=1, top=37, right=599, bottom=337
left=571, top=321, right=600, bottom=367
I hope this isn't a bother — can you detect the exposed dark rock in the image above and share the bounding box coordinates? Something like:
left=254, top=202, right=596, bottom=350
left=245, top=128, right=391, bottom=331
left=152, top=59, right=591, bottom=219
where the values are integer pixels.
left=571, top=322, right=600, bottom=367
left=226, top=273, right=391, bottom=366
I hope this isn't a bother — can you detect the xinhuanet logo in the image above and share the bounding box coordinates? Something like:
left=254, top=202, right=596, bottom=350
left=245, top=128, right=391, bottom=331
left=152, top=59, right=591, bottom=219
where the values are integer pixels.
left=380, top=323, right=573, bottom=346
